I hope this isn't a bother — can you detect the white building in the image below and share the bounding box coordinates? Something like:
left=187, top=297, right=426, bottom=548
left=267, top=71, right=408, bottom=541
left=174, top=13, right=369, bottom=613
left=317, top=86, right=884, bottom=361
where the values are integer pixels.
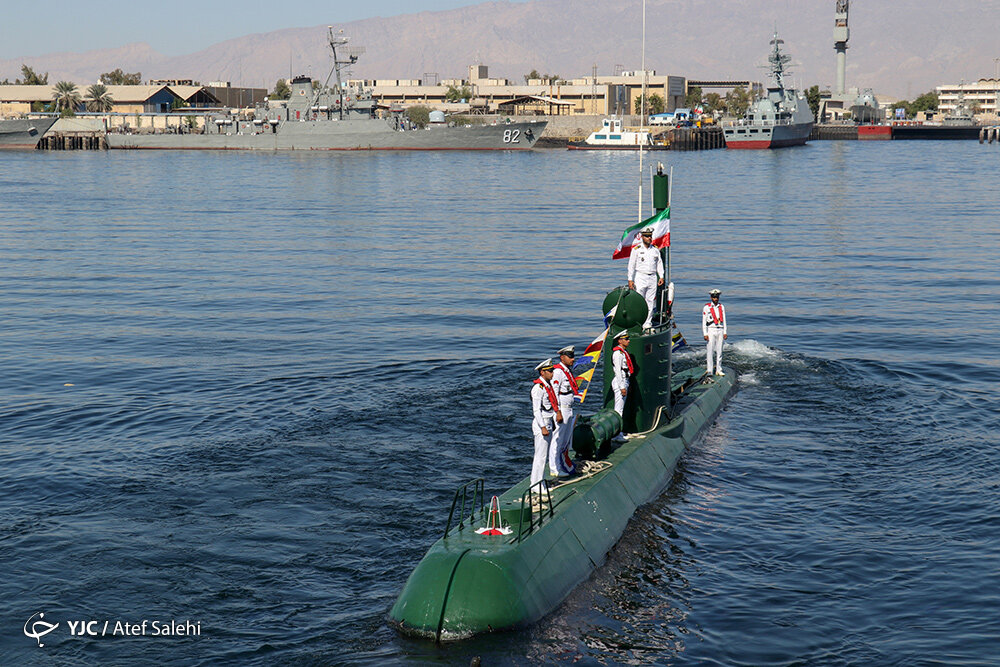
left=936, top=79, right=1000, bottom=115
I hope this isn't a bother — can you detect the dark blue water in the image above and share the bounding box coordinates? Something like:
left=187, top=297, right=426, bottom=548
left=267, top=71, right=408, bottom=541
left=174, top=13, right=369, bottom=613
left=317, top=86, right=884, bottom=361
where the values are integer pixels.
left=2, top=143, right=998, bottom=665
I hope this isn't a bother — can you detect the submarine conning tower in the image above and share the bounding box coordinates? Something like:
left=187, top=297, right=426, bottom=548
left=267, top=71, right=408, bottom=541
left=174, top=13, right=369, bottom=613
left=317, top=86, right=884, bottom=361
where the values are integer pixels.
left=573, top=166, right=675, bottom=457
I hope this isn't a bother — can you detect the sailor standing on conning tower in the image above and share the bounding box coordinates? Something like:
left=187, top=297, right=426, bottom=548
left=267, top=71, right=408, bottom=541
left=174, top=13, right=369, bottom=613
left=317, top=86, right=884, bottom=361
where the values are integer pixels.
left=550, top=345, right=580, bottom=477
left=530, top=359, right=562, bottom=486
left=627, top=228, right=665, bottom=331
left=702, top=288, right=728, bottom=376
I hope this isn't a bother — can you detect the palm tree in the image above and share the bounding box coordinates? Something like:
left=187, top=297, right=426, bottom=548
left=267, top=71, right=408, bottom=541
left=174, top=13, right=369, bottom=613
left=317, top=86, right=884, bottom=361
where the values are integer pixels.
left=85, top=83, right=114, bottom=112
left=52, top=81, right=81, bottom=114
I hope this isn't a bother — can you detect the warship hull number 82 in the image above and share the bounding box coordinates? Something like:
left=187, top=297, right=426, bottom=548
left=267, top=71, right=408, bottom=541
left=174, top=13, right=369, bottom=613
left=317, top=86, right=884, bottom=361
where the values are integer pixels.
left=106, top=28, right=546, bottom=151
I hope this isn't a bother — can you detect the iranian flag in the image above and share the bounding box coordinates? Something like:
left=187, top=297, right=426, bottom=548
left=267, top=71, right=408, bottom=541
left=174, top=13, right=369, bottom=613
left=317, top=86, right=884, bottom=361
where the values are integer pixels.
left=611, top=207, right=671, bottom=260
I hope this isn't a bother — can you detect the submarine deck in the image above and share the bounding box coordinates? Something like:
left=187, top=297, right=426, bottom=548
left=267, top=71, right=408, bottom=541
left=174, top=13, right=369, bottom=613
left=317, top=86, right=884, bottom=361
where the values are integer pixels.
left=389, top=365, right=735, bottom=640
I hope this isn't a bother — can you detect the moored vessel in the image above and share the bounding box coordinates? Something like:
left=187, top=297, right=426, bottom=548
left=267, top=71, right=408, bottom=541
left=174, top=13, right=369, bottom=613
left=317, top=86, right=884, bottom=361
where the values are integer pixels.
left=106, top=28, right=545, bottom=151
left=567, top=117, right=669, bottom=150
left=0, top=117, right=57, bottom=150
left=723, top=33, right=813, bottom=149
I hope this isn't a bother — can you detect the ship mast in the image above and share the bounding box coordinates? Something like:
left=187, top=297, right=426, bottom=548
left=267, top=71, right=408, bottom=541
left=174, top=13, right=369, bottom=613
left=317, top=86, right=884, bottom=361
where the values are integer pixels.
left=768, top=31, right=791, bottom=90
left=325, top=27, right=361, bottom=120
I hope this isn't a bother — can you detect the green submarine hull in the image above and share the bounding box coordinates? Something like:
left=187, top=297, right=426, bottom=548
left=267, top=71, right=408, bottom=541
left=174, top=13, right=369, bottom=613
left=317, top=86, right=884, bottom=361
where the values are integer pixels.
left=389, top=286, right=737, bottom=641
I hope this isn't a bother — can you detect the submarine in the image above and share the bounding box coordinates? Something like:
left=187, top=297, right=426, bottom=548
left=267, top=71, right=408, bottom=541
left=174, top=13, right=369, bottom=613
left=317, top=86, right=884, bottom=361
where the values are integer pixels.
left=389, top=172, right=737, bottom=642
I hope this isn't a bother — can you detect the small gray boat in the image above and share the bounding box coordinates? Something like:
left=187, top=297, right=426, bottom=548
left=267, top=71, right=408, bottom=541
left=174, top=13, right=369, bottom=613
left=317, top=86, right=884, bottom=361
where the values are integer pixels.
left=107, top=28, right=545, bottom=151
left=0, top=117, right=57, bottom=150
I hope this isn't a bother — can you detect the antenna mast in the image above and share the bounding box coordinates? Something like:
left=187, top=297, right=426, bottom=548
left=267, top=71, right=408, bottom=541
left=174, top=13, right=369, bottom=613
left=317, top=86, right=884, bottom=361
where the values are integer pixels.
left=325, top=27, right=364, bottom=120
left=638, top=0, right=647, bottom=223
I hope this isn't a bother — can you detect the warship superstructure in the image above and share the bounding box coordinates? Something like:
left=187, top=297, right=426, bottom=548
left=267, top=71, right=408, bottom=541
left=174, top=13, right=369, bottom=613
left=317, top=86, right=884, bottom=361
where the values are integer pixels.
left=723, top=33, right=813, bottom=149
left=0, top=117, right=57, bottom=149
left=106, top=29, right=545, bottom=151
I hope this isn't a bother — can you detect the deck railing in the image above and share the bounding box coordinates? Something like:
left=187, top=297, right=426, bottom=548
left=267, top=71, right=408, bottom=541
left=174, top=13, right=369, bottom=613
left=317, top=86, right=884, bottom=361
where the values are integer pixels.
left=515, top=480, right=553, bottom=543
left=443, top=478, right=485, bottom=539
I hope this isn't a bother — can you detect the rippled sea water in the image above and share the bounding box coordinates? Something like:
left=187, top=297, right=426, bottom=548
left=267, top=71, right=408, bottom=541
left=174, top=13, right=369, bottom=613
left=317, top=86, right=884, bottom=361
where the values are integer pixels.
left=2, top=142, right=998, bottom=666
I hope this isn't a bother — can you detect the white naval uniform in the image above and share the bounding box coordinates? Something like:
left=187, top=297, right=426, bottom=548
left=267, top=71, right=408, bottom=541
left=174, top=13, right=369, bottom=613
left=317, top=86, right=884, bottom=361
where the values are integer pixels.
left=611, top=346, right=632, bottom=417
left=628, top=243, right=664, bottom=329
left=702, top=301, right=727, bottom=374
left=550, top=362, right=579, bottom=476
left=530, top=378, right=559, bottom=486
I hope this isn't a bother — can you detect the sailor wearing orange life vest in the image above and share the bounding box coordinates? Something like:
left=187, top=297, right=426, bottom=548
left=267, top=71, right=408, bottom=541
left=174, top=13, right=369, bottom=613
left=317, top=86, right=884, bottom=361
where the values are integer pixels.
left=531, top=359, right=563, bottom=486
left=550, top=345, right=580, bottom=477
left=627, top=228, right=665, bottom=331
left=702, top=288, right=727, bottom=376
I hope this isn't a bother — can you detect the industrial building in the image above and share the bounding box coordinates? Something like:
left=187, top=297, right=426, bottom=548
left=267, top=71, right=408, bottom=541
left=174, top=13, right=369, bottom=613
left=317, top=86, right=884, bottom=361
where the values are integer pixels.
left=352, top=65, right=688, bottom=116
left=937, top=79, right=1000, bottom=116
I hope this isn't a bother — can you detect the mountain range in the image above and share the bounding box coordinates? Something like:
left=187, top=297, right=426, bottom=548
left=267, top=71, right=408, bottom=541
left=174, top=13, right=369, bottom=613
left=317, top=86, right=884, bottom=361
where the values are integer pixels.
left=2, top=0, right=997, bottom=99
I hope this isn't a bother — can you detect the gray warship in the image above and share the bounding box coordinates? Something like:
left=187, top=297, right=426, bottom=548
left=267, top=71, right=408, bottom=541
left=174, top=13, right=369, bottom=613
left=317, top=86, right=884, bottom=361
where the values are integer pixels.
left=0, top=117, right=57, bottom=150
left=722, top=32, right=813, bottom=149
left=106, top=28, right=545, bottom=151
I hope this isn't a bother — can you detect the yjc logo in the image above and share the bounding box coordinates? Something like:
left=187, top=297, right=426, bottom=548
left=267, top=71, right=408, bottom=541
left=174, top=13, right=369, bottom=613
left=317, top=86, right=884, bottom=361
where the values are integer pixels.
left=23, top=612, right=59, bottom=647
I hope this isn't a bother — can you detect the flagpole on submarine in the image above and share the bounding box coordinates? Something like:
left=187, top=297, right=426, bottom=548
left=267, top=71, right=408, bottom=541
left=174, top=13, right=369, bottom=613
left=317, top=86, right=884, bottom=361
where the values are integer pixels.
left=637, top=0, right=646, bottom=225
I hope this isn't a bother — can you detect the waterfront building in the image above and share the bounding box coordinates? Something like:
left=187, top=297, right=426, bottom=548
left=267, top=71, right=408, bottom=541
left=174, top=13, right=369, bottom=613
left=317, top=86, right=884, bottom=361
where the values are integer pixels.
left=0, top=85, right=183, bottom=116
left=350, top=65, right=688, bottom=116
left=937, top=79, right=1000, bottom=117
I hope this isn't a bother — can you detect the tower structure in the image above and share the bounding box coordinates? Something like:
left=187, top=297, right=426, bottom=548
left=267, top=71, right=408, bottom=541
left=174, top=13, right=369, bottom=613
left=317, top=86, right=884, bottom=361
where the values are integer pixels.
left=833, top=0, right=850, bottom=96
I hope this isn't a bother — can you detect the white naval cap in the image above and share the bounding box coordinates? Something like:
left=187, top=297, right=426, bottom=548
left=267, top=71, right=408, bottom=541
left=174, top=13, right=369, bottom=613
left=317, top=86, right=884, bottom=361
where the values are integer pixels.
left=640, top=227, right=654, bottom=235
left=558, top=345, right=575, bottom=356
left=709, top=288, right=722, bottom=296
left=535, top=358, right=555, bottom=372
left=613, top=329, right=631, bottom=340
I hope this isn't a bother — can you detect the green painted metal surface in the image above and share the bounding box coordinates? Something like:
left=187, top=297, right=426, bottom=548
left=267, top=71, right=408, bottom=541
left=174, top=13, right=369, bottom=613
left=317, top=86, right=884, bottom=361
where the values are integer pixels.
left=389, top=317, right=736, bottom=641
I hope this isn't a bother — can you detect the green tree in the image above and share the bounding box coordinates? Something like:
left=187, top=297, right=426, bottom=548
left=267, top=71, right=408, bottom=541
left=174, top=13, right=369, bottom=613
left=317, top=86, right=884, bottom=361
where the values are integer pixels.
left=633, top=93, right=665, bottom=115
left=99, top=68, right=142, bottom=85
left=909, top=91, right=939, bottom=114
left=806, top=85, right=822, bottom=121
left=703, top=92, right=724, bottom=113
left=445, top=84, right=473, bottom=102
left=18, top=64, right=48, bottom=85
left=725, top=85, right=751, bottom=116
left=684, top=85, right=703, bottom=109
left=404, top=105, right=431, bottom=128
left=85, top=83, right=114, bottom=112
left=52, top=81, right=81, bottom=114
left=524, top=69, right=541, bottom=83
left=271, top=79, right=291, bottom=100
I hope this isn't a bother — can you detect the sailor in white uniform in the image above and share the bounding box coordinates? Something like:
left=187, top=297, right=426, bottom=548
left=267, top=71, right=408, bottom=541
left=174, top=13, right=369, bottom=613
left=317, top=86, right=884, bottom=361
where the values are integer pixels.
left=627, top=228, right=665, bottom=331
left=611, top=330, right=633, bottom=441
left=530, top=359, right=562, bottom=486
left=702, top=288, right=728, bottom=376
left=550, top=345, right=580, bottom=477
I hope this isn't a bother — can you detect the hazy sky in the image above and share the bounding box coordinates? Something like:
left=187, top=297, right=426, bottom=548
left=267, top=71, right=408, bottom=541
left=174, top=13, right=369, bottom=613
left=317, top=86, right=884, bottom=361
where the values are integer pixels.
left=1, top=0, right=503, bottom=60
